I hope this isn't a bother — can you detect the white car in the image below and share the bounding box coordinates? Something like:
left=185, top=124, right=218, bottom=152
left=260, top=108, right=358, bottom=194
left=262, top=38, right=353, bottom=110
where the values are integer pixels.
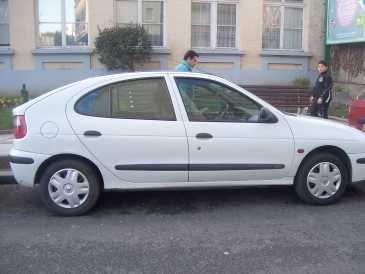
left=9, top=72, right=365, bottom=215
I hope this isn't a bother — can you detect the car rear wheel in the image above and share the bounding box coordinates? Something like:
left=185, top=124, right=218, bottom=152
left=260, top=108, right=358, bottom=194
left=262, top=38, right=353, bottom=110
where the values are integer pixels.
left=295, top=152, right=349, bottom=205
left=40, top=159, right=101, bottom=216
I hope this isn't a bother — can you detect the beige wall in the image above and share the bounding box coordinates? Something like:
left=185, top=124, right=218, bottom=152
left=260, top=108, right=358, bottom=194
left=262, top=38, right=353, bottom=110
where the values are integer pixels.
left=166, top=0, right=192, bottom=68
left=240, top=0, right=263, bottom=69
left=239, top=0, right=325, bottom=70
left=88, top=0, right=114, bottom=43
left=88, top=0, right=193, bottom=69
left=200, top=62, right=234, bottom=69
left=268, top=63, right=303, bottom=70
left=5, top=0, right=325, bottom=73
left=9, top=0, right=37, bottom=70
left=88, top=0, right=114, bottom=69
left=43, top=62, right=84, bottom=70
left=307, top=0, right=326, bottom=70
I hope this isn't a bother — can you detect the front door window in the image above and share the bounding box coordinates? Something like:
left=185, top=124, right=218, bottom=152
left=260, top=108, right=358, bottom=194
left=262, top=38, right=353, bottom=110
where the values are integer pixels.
left=175, top=77, right=261, bottom=123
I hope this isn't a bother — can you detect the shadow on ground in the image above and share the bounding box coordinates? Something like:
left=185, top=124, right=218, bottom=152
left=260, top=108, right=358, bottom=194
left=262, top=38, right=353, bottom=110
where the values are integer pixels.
left=1, top=183, right=365, bottom=217
left=92, top=184, right=365, bottom=216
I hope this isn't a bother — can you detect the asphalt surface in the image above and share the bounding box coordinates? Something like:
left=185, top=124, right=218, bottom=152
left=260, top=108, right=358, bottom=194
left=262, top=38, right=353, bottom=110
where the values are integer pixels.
left=1, top=183, right=365, bottom=274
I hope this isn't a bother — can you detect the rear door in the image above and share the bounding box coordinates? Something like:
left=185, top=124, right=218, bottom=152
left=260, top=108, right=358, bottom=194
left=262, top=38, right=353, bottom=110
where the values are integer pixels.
left=67, top=75, right=189, bottom=184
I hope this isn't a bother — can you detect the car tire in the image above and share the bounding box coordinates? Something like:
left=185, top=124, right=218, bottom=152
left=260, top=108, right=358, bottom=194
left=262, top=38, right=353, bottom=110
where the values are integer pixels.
left=40, top=159, right=101, bottom=216
left=295, top=152, right=349, bottom=205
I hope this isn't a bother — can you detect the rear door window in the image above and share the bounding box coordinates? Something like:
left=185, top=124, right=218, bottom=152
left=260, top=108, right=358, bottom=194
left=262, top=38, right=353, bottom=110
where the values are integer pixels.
left=75, top=77, right=176, bottom=121
left=111, top=78, right=176, bottom=121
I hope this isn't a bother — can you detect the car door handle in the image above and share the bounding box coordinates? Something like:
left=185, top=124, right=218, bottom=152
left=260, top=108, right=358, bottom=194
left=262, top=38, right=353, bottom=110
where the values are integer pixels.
left=84, top=130, right=102, bottom=137
left=196, top=133, right=213, bottom=139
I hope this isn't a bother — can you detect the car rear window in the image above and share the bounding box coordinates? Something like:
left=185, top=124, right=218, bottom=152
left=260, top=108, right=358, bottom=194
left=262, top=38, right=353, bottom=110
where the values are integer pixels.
left=75, top=86, right=110, bottom=117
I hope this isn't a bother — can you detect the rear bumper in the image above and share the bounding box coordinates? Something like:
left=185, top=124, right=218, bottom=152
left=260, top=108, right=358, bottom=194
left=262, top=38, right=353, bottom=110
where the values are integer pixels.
left=9, top=148, right=49, bottom=187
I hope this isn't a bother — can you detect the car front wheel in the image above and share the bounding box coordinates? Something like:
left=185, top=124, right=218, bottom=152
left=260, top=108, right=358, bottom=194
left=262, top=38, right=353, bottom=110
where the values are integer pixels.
left=40, top=159, right=101, bottom=216
left=295, top=152, right=349, bottom=205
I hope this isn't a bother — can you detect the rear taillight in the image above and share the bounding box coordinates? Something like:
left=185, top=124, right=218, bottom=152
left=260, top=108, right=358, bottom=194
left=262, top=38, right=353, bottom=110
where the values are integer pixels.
left=13, top=115, right=27, bottom=139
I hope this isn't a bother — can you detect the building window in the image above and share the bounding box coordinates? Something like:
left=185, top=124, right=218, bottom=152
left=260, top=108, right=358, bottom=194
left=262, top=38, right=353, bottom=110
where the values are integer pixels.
left=116, top=0, right=165, bottom=47
left=192, top=1, right=238, bottom=49
left=0, top=0, right=9, bottom=46
left=191, top=3, right=211, bottom=47
left=217, top=4, right=236, bottom=48
left=37, top=0, right=88, bottom=47
left=263, top=0, right=303, bottom=50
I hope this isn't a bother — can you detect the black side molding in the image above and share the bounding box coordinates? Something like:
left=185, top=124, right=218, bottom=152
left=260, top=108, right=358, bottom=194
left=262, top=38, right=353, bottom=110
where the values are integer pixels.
left=115, top=163, right=285, bottom=171
left=9, top=155, right=34, bottom=164
left=357, top=158, right=365, bottom=164
left=190, top=164, right=285, bottom=171
left=115, top=164, right=188, bottom=171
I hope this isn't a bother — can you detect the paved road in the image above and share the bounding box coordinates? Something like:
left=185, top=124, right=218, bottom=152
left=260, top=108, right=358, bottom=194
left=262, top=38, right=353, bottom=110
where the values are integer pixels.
left=1, top=183, right=365, bottom=274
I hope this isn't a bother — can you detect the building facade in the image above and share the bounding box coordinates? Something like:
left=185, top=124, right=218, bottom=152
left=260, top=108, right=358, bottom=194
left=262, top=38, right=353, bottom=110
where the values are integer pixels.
left=0, top=0, right=326, bottom=96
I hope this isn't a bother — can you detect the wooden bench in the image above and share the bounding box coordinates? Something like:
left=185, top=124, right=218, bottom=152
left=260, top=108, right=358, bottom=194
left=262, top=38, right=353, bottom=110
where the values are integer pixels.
left=241, top=85, right=312, bottom=113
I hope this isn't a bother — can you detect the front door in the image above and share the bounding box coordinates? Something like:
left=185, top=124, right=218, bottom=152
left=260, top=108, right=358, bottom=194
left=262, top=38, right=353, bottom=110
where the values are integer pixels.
left=171, top=76, right=294, bottom=183
left=67, top=76, right=189, bottom=184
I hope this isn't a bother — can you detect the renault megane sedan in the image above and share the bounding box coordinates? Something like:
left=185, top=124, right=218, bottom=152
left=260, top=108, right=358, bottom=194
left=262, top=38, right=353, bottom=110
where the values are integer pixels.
left=9, top=72, right=365, bottom=216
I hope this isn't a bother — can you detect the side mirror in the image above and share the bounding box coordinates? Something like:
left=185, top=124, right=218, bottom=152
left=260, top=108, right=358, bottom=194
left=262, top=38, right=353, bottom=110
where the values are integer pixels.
left=259, top=108, right=278, bottom=124
left=359, top=116, right=365, bottom=125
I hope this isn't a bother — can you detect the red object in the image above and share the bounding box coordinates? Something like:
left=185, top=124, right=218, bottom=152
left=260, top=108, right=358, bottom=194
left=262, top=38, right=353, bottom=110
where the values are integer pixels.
left=13, top=115, right=27, bottom=139
left=348, top=99, right=365, bottom=130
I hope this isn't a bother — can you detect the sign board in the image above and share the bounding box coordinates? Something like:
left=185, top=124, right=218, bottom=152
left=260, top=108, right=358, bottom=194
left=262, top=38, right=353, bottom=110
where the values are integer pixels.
left=327, top=0, right=365, bottom=44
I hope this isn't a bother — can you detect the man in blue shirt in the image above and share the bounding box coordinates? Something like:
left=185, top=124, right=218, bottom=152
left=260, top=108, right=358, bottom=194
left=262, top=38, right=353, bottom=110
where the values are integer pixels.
left=175, top=50, right=199, bottom=72
left=175, top=50, right=200, bottom=114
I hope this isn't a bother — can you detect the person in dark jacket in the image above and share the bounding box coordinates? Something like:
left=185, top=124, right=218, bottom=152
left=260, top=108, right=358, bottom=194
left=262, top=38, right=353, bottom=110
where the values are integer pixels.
left=310, top=60, right=333, bottom=119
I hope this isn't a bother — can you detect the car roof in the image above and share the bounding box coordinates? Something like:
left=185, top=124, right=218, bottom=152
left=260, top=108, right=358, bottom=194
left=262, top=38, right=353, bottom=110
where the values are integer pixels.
left=13, top=71, right=231, bottom=115
left=80, top=71, right=226, bottom=85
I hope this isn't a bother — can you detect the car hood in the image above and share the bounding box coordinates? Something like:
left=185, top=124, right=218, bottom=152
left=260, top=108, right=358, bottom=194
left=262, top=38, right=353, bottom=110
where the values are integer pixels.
left=284, top=114, right=365, bottom=141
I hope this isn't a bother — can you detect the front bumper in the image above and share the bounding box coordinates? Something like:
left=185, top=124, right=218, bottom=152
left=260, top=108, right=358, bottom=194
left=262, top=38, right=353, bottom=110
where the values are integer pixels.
left=9, top=148, right=49, bottom=187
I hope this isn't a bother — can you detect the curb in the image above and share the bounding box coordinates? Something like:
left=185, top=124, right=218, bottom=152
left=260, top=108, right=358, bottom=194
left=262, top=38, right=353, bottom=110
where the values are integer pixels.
left=0, top=170, right=12, bottom=176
